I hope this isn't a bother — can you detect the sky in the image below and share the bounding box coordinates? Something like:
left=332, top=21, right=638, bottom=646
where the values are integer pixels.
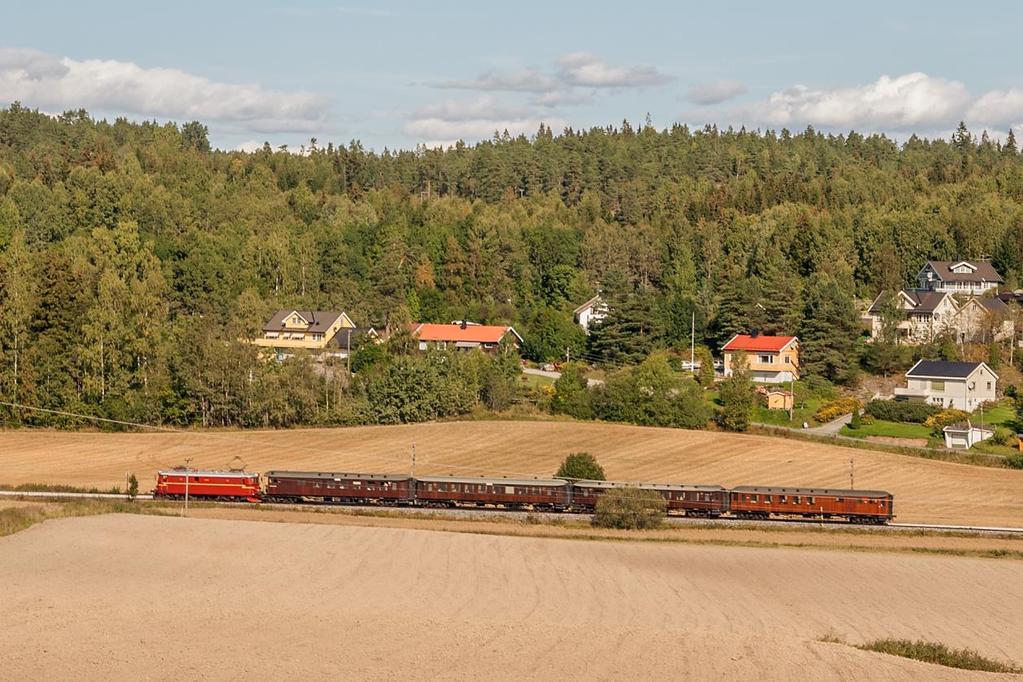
left=2, top=0, right=1023, bottom=151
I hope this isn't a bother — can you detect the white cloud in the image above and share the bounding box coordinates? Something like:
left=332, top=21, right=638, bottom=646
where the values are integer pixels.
left=555, top=52, right=672, bottom=88
left=686, top=80, right=747, bottom=105
left=968, top=88, right=1023, bottom=128
left=234, top=140, right=265, bottom=152
left=414, top=96, right=531, bottom=122
left=0, top=47, right=331, bottom=133
left=403, top=95, right=563, bottom=142
left=434, top=68, right=560, bottom=94
left=736, top=73, right=970, bottom=130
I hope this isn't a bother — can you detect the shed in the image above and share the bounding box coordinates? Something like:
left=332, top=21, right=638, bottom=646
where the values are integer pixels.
left=942, top=421, right=993, bottom=449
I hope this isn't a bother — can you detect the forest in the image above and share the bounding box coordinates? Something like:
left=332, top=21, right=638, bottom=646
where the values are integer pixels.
left=1, top=102, right=1022, bottom=428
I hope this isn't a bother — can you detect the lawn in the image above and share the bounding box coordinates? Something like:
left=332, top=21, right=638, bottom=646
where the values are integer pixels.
left=840, top=420, right=933, bottom=441
left=519, top=373, right=555, bottom=390
left=974, top=399, right=1017, bottom=430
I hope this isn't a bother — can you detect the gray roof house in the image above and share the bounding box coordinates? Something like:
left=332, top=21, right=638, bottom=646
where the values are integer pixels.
left=894, top=360, right=998, bottom=410
left=917, top=260, right=1004, bottom=295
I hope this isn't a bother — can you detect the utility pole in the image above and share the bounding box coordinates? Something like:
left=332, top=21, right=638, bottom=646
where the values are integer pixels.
left=410, top=443, right=417, bottom=506
left=565, top=347, right=570, bottom=364
left=690, top=311, right=696, bottom=376
left=788, top=374, right=795, bottom=422
left=347, top=331, right=352, bottom=375
left=849, top=457, right=854, bottom=490
left=183, top=457, right=193, bottom=517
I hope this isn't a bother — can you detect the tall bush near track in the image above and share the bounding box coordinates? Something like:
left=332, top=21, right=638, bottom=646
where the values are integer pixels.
left=555, top=452, right=605, bottom=480
left=592, top=487, right=666, bottom=530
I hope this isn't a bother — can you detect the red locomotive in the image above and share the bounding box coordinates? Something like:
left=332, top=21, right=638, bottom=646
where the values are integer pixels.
left=153, top=470, right=261, bottom=502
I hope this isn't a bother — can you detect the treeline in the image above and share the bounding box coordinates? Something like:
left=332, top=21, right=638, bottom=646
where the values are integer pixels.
left=2, top=103, right=1023, bottom=426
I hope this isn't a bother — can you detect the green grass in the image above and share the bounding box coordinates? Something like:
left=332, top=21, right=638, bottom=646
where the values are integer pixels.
left=840, top=420, right=933, bottom=440
left=855, top=639, right=1022, bottom=674
left=974, top=399, right=1018, bottom=429
left=0, top=499, right=173, bottom=538
left=519, top=373, right=555, bottom=390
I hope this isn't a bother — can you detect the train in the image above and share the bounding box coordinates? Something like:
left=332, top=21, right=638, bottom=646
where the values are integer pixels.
left=153, top=469, right=895, bottom=524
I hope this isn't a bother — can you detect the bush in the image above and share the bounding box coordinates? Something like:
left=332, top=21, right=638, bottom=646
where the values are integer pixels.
left=924, top=409, right=971, bottom=433
left=592, top=487, right=666, bottom=530
left=865, top=399, right=941, bottom=423
left=127, top=474, right=138, bottom=502
left=990, top=426, right=1016, bottom=447
left=555, top=452, right=606, bottom=480
left=814, top=397, right=862, bottom=423
left=1006, top=453, right=1023, bottom=469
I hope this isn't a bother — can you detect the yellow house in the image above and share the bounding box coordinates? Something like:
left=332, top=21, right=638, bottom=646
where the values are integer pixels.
left=252, top=310, right=356, bottom=357
left=722, top=334, right=799, bottom=383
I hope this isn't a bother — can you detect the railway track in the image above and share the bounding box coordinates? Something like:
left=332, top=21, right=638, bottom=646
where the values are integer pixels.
left=3, top=489, right=1022, bottom=535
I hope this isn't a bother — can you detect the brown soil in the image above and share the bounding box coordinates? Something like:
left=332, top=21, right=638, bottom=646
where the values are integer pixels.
left=1, top=514, right=1021, bottom=680
left=1, top=420, right=1022, bottom=526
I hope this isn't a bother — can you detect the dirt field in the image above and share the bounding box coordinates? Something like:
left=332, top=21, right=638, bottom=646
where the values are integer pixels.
left=1, top=514, right=1020, bottom=680
left=1, top=420, right=1022, bottom=526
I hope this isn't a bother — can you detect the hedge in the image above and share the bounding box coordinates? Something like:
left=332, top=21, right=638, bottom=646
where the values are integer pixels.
left=865, top=399, right=941, bottom=424
left=814, top=397, right=862, bottom=423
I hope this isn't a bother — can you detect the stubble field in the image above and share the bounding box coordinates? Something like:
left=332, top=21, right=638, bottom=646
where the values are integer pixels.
left=0, top=514, right=1021, bottom=680
left=1, top=420, right=1021, bottom=526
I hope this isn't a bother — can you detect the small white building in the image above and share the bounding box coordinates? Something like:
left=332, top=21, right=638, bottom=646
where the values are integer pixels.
left=942, top=421, right=994, bottom=449
left=894, top=360, right=998, bottom=410
left=573, top=294, right=607, bottom=334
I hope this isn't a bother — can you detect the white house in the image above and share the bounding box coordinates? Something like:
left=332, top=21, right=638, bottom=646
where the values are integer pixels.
left=573, top=294, right=607, bottom=334
left=917, top=260, right=1004, bottom=295
left=865, top=290, right=958, bottom=343
left=894, top=360, right=998, bottom=410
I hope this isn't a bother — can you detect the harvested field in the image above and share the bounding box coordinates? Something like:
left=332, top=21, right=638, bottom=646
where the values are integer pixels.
left=1, top=514, right=1021, bottom=680
left=1, top=421, right=1022, bottom=526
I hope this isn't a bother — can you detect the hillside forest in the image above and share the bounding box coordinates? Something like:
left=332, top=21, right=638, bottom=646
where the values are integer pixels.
left=2, top=103, right=1023, bottom=428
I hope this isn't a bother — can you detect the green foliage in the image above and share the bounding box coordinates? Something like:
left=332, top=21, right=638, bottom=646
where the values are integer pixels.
left=849, top=408, right=862, bottom=430
left=717, top=353, right=756, bottom=431
left=127, top=473, right=138, bottom=501
left=592, top=486, right=666, bottom=530
left=696, top=346, right=716, bottom=387
left=550, top=362, right=592, bottom=419
left=555, top=452, right=605, bottom=480
left=856, top=639, right=1022, bottom=674
left=1006, top=453, right=1023, bottom=469
left=989, top=426, right=1015, bottom=446
left=592, top=353, right=710, bottom=429
left=522, top=306, right=585, bottom=363
left=865, top=399, right=941, bottom=423
left=1, top=107, right=1023, bottom=428
left=814, top=397, right=863, bottom=423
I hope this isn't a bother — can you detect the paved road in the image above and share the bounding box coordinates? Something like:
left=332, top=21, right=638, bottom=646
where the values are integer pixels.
left=752, top=412, right=852, bottom=435
left=522, top=366, right=604, bottom=387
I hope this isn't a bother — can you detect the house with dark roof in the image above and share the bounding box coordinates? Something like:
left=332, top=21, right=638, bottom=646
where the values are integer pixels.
left=894, top=360, right=998, bottom=409
left=917, top=260, right=1003, bottom=295
left=864, top=290, right=958, bottom=344
left=252, top=310, right=357, bottom=359
left=410, top=322, right=523, bottom=352
left=721, top=333, right=799, bottom=383
left=953, top=296, right=1013, bottom=344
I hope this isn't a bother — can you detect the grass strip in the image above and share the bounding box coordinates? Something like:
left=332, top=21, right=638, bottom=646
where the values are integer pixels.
left=857, top=639, right=1022, bottom=674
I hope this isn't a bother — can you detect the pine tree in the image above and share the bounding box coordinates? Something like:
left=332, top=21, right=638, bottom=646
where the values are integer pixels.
left=718, top=352, right=756, bottom=431
left=799, top=275, right=862, bottom=384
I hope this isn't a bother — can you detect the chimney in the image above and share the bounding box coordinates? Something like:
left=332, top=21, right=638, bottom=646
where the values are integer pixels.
left=460, top=319, right=468, bottom=330
left=750, top=328, right=760, bottom=338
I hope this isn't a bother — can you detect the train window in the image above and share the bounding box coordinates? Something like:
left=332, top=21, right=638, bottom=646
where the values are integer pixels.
left=835, top=497, right=844, bottom=503
left=779, top=496, right=786, bottom=504
left=764, top=495, right=772, bottom=503
left=751, top=495, right=759, bottom=503
left=808, top=497, right=815, bottom=504
left=794, top=496, right=801, bottom=504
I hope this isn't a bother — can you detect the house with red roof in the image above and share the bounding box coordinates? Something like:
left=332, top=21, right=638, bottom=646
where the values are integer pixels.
left=410, top=321, right=523, bottom=352
left=722, top=333, right=799, bottom=383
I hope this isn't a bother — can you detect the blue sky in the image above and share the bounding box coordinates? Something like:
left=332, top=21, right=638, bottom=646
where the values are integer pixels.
left=2, top=0, right=1022, bottom=150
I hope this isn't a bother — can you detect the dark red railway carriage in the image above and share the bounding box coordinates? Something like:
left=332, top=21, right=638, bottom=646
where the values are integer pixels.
left=153, top=470, right=261, bottom=502
left=263, top=471, right=412, bottom=504
left=413, top=476, right=570, bottom=509
left=729, top=486, right=894, bottom=523
left=570, top=480, right=728, bottom=516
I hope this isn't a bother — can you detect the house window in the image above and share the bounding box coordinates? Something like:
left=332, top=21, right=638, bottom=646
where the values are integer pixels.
left=784, top=356, right=791, bottom=364
left=931, top=381, right=945, bottom=392
left=987, top=382, right=992, bottom=391
left=758, top=355, right=774, bottom=364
